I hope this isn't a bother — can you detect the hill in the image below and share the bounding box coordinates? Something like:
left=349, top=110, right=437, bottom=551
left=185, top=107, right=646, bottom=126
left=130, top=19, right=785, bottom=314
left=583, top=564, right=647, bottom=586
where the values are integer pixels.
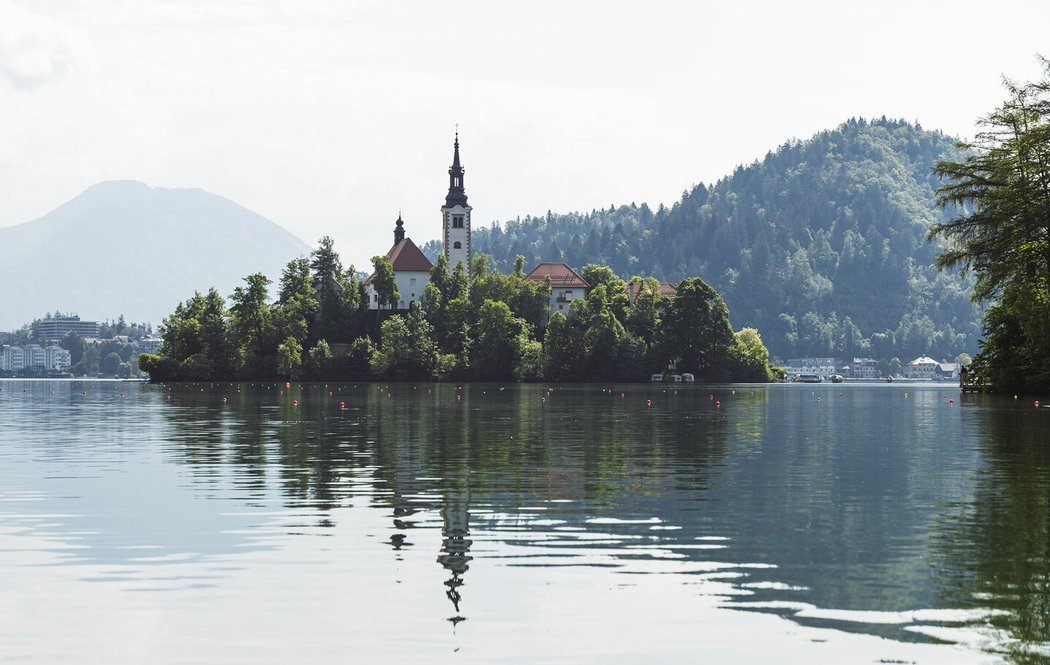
left=471, top=118, right=981, bottom=362
left=0, top=181, right=311, bottom=330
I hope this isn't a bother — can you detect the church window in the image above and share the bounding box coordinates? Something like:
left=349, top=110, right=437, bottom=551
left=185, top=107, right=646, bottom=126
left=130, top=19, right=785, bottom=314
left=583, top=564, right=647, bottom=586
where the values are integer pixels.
left=453, top=241, right=461, bottom=249
left=454, top=177, right=460, bottom=187
left=452, top=215, right=464, bottom=229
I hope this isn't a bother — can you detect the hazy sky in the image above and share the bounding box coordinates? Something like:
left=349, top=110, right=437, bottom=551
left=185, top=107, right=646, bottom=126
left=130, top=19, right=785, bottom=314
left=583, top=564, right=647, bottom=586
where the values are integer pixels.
left=2, top=0, right=1048, bottom=268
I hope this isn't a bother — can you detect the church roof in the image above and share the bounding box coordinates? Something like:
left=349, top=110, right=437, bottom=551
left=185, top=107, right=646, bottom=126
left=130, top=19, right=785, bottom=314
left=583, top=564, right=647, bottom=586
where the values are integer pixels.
left=363, top=237, right=433, bottom=284
left=524, top=263, right=590, bottom=289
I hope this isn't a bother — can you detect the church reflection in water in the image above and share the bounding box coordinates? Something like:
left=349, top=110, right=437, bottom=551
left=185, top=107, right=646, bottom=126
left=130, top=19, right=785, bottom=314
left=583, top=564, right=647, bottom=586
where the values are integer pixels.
left=437, top=487, right=472, bottom=626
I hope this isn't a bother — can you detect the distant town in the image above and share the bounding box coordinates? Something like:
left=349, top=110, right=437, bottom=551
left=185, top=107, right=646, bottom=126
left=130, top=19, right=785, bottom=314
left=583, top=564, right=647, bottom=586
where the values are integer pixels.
left=0, top=313, right=161, bottom=378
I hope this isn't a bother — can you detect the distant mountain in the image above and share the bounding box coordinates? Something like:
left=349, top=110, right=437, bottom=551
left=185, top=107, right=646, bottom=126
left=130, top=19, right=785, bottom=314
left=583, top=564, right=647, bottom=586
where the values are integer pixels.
left=473, top=118, right=981, bottom=362
left=0, top=181, right=311, bottom=330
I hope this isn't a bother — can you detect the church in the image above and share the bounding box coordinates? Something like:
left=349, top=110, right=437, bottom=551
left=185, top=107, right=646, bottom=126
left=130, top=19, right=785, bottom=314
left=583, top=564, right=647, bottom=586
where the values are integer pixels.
left=363, top=134, right=472, bottom=310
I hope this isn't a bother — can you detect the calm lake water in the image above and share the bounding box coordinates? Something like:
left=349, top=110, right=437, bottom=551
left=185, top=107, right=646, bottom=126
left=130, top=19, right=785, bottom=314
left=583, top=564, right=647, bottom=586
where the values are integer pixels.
left=1, top=380, right=1049, bottom=663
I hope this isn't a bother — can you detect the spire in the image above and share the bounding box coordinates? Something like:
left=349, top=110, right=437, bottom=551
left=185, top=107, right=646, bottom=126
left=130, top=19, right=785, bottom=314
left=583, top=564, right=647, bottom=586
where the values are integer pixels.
left=445, top=131, right=468, bottom=208
left=394, top=212, right=405, bottom=244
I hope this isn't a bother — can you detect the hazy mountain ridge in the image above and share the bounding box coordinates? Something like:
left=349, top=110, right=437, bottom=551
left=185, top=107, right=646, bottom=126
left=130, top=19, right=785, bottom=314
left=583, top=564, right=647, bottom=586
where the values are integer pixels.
left=472, top=118, right=981, bottom=361
left=0, top=180, right=311, bottom=330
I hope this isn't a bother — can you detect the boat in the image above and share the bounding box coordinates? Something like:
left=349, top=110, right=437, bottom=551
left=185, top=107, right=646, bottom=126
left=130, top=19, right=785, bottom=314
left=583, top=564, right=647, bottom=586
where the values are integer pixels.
left=681, top=373, right=695, bottom=383
left=792, top=373, right=821, bottom=383
left=830, top=374, right=844, bottom=383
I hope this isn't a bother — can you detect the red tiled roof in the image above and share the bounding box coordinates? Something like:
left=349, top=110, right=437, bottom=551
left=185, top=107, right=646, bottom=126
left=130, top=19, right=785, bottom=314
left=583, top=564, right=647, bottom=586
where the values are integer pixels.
left=364, top=238, right=433, bottom=284
left=388, top=238, right=433, bottom=271
left=523, top=263, right=590, bottom=289
left=626, top=281, right=677, bottom=304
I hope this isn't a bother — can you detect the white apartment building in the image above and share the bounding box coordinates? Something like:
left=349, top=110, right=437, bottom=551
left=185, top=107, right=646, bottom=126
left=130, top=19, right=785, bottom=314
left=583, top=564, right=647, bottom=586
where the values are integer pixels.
left=1, top=344, right=71, bottom=372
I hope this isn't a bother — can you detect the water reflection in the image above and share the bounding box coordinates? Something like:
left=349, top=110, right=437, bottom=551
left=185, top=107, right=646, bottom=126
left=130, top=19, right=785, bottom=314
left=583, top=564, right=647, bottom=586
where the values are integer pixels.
left=933, top=396, right=1050, bottom=661
left=3, top=380, right=1049, bottom=662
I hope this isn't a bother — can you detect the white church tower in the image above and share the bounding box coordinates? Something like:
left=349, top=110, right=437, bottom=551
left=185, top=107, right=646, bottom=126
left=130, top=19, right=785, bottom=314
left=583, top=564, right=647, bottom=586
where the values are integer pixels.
left=441, top=133, right=471, bottom=277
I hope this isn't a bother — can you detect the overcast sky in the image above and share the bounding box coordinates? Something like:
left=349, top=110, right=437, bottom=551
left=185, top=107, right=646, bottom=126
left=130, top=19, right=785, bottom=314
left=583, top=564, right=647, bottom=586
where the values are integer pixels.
left=2, top=0, right=1048, bottom=268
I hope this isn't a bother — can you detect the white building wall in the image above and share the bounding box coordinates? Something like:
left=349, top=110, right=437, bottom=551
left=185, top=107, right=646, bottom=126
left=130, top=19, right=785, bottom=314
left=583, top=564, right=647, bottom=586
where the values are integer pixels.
left=0, top=345, right=68, bottom=371
left=548, top=286, right=587, bottom=315
left=443, top=204, right=471, bottom=274
left=365, top=271, right=432, bottom=311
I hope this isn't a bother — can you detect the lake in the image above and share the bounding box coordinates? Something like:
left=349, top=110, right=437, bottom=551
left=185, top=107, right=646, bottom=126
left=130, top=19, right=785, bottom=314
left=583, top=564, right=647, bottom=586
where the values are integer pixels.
left=1, top=380, right=1048, bottom=663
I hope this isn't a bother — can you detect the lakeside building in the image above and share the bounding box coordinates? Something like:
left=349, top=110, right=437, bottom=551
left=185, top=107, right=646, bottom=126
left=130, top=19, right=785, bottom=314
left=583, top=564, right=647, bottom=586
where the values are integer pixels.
left=625, top=281, right=677, bottom=305
left=0, top=344, right=72, bottom=373
left=38, top=315, right=98, bottom=342
left=363, top=134, right=471, bottom=311
left=138, top=337, right=163, bottom=354
left=937, top=362, right=960, bottom=380
left=850, top=357, right=880, bottom=379
left=359, top=134, right=679, bottom=322
left=523, top=263, right=591, bottom=317
left=904, top=356, right=939, bottom=380
left=363, top=215, right=434, bottom=311
left=784, top=358, right=838, bottom=377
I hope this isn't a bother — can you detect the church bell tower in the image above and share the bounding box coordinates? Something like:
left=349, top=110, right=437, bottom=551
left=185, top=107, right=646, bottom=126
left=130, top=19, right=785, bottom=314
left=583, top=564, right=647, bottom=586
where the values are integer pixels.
left=441, top=132, right=471, bottom=277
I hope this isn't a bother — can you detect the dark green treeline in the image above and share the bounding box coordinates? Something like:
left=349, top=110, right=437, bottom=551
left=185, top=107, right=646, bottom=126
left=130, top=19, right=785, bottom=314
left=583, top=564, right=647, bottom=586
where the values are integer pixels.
left=465, top=118, right=980, bottom=362
left=141, top=244, right=780, bottom=384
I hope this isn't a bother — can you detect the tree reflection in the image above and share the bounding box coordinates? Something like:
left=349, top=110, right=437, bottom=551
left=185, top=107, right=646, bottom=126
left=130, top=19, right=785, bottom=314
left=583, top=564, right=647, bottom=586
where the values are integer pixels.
left=934, top=398, right=1050, bottom=661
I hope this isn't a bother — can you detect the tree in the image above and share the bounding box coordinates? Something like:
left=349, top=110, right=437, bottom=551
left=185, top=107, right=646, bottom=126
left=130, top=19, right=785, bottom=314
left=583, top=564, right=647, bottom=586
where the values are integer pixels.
left=60, top=331, right=85, bottom=366
left=657, top=277, right=734, bottom=378
left=229, top=273, right=273, bottom=371
left=276, top=258, right=318, bottom=348
left=729, top=328, right=776, bottom=382
left=307, top=339, right=334, bottom=379
left=370, top=255, right=399, bottom=311
left=543, top=311, right=586, bottom=381
left=929, top=59, right=1050, bottom=391
left=466, top=300, right=532, bottom=381
left=625, top=277, right=665, bottom=350
left=371, top=307, right=438, bottom=381
left=277, top=337, right=303, bottom=380
left=101, top=352, right=122, bottom=376
left=311, top=236, right=344, bottom=340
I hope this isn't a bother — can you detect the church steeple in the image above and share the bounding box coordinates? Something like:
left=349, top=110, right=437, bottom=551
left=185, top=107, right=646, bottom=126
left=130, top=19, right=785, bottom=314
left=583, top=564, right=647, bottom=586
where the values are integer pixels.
left=445, top=132, right=468, bottom=207
left=441, top=130, right=472, bottom=279
left=394, top=212, right=405, bottom=244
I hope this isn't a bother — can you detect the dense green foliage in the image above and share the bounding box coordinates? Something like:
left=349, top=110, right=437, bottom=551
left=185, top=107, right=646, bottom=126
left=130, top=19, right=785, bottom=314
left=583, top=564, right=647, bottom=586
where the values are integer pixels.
left=144, top=238, right=778, bottom=383
left=468, top=119, right=981, bottom=362
left=929, top=61, right=1050, bottom=393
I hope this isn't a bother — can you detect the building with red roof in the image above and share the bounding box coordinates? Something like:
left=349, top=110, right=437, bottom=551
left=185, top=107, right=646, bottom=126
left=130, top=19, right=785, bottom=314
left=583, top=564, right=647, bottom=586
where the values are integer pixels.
left=523, top=263, right=591, bottom=317
left=625, top=281, right=678, bottom=305
left=363, top=214, right=433, bottom=310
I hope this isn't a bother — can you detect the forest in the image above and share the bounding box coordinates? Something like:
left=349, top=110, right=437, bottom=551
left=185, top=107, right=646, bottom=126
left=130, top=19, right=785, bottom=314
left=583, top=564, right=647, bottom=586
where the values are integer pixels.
left=453, top=118, right=982, bottom=362
left=140, top=239, right=779, bottom=384
left=929, top=61, right=1050, bottom=393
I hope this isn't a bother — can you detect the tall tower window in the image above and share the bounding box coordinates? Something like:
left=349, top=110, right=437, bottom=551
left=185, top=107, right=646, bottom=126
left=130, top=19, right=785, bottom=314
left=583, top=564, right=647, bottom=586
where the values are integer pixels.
left=453, top=241, right=462, bottom=249
left=452, top=215, right=464, bottom=229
